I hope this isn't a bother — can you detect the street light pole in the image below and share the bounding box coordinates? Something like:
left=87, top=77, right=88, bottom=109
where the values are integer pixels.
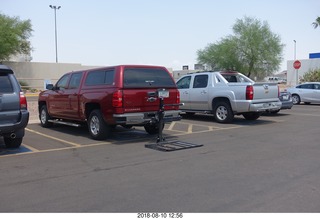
left=293, top=40, right=296, bottom=60
left=293, top=40, right=298, bottom=85
left=49, top=5, right=61, bottom=63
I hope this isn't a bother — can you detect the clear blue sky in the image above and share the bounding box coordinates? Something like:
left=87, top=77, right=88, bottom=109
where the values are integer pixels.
left=1, top=0, right=320, bottom=72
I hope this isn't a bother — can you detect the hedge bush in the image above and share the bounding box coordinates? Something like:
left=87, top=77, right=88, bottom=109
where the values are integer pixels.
left=300, top=69, right=320, bottom=82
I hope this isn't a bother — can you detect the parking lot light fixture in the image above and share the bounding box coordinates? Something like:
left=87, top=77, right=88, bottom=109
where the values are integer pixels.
left=49, top=5, right=61, bottom=63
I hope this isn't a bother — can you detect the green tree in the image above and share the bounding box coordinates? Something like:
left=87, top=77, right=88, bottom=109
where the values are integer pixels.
left=0, top=13, right=33, bottom=61
left=197, top=37, right=242, bottom=71
left=197, top=16, right=284, bottom=79
left=312, top=16, right=320, bottom=29
left=300, top=69, right=320, bottom=82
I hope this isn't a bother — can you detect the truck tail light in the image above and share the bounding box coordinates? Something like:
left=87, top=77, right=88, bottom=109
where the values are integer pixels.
left=176, top=90, right=180, bottom=104
left=112, top=90, right=123, bottom=107
left=20, top=92, right=28, bottom=109
left=246, top=85, right=254, bottom=100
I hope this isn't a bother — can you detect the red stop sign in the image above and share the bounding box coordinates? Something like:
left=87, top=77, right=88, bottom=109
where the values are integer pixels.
left=293, top=60, right=301, bottom=69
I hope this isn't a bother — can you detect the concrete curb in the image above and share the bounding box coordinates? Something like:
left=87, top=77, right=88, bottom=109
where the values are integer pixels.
left=25, top=93, right=39, bottom=97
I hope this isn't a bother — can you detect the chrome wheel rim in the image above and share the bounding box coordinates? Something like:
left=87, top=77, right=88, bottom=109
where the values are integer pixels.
left=292, top=96, right=299, bottom=104
left=90, top=115, right=100, bottom=135
left=41, top=109, right=46, bottom=124
left=216, top=106, right=228, bottom=121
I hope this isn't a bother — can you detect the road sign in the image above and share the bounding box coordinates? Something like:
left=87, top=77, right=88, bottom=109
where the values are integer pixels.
left=293, top=60, right=301, bottom=69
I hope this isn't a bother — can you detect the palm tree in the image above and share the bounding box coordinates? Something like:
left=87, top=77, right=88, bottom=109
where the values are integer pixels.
left=312, top=17, right=320, bottom=29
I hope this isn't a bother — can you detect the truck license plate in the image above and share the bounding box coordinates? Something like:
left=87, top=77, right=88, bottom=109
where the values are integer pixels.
left=158, top=89, right=169, bottom=98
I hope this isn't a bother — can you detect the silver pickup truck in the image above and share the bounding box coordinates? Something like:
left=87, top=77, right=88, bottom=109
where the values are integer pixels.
left=176, top=71, right=282, bottom=123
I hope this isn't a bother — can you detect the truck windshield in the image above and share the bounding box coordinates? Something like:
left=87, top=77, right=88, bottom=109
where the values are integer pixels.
left=123, top=68, right=176, bottom=88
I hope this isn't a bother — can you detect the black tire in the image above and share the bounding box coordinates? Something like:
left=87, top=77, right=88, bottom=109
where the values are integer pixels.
left=144, top=123, right=164, bottom=135
left=4, top=137, right=23, bottom=149
left=292, top=94, right=301, bottom=105
left=88, top=110, right=110, bottom=140
left=243, top=112, right=261, bottom=120
left=40, top=105, right=53, bottom=127
left=213, top=101, right=234, bottom=123
left=121, top=125, right=133, bottom=129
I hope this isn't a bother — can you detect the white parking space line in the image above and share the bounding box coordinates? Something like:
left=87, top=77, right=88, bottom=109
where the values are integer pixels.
left=187, top=124, right=193, bottom=133
left=176, top=121, right=223, bottom=129
left=165, top=121, right=241, bottom=136
left=4, top=117, right=284, bottom=158
left=171, top=126, right=241, bottom=137
left=22, top=143, right=40, bottom=152
left=167, top=122, right=175, bottom=131
left=80, top=142, right=112, bottom=147
left=25, top=128, right=81, bottom=147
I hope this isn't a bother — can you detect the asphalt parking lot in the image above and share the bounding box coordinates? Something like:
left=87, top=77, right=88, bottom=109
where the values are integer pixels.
left=1, top=98, right=320, bottom=212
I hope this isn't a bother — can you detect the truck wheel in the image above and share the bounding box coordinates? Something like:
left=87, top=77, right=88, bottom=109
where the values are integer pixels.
left=88, top=110, right=110, bottom=140
left=243, top=112, right=261, bottom=120
left=121, top=125, right=133, bottom=129
left=40, top=105, right=53, bottom=128
left=213, top=101, right=234, bottom=123
left=144, top=123, right=164, bottom=135
left=4, top=137, right=23, bottom=149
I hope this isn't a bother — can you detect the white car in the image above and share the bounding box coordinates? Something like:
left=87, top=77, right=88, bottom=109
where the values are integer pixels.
left=287, top=82, right=320, bottom=104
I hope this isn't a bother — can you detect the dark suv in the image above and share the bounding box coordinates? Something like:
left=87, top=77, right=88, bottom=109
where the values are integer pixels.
left=0, top=65, right=29, bottom=148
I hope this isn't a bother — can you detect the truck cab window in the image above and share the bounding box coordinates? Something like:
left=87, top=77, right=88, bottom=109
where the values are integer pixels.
left=56, top=74, right=70, bottom=90
left=177, top=76, right=191, bottom=89
left=69, top=72, right=83, bottom=89
left=193, top=75, right=208, bottom=88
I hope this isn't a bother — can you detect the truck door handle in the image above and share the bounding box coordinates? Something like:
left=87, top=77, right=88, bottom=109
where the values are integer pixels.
left=201, top=91, right=207, bottom=94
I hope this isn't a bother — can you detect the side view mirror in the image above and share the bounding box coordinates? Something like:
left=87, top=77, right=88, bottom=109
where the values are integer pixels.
left=46, top=84, right=54, bottom=90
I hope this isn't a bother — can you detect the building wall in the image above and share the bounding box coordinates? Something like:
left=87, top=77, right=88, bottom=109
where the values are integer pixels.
left=172, top=70, right=199, bottom=81
left=2, top=61, right=174, bottom=90
left=9, top=59, right=319, bottom=89
left=287, top=58, right=320, bottom=86
left=2, top=61, right=101, bottom=90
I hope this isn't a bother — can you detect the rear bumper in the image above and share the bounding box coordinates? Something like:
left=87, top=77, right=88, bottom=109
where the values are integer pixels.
left=249, top=101, right=282, bottom=112
left=113, top=110, right=181, bottom=125
left=280, top=101, right=294, bottom=110
left=0, top=110, right=29, bottom=137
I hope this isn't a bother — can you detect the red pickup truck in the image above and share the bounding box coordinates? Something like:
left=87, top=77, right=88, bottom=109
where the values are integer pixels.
left=38, top=65, right=181, bottom=140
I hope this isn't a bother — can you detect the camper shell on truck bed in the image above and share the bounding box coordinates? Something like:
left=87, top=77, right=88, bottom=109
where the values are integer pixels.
left=38, top=65, right=181, bottom=140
